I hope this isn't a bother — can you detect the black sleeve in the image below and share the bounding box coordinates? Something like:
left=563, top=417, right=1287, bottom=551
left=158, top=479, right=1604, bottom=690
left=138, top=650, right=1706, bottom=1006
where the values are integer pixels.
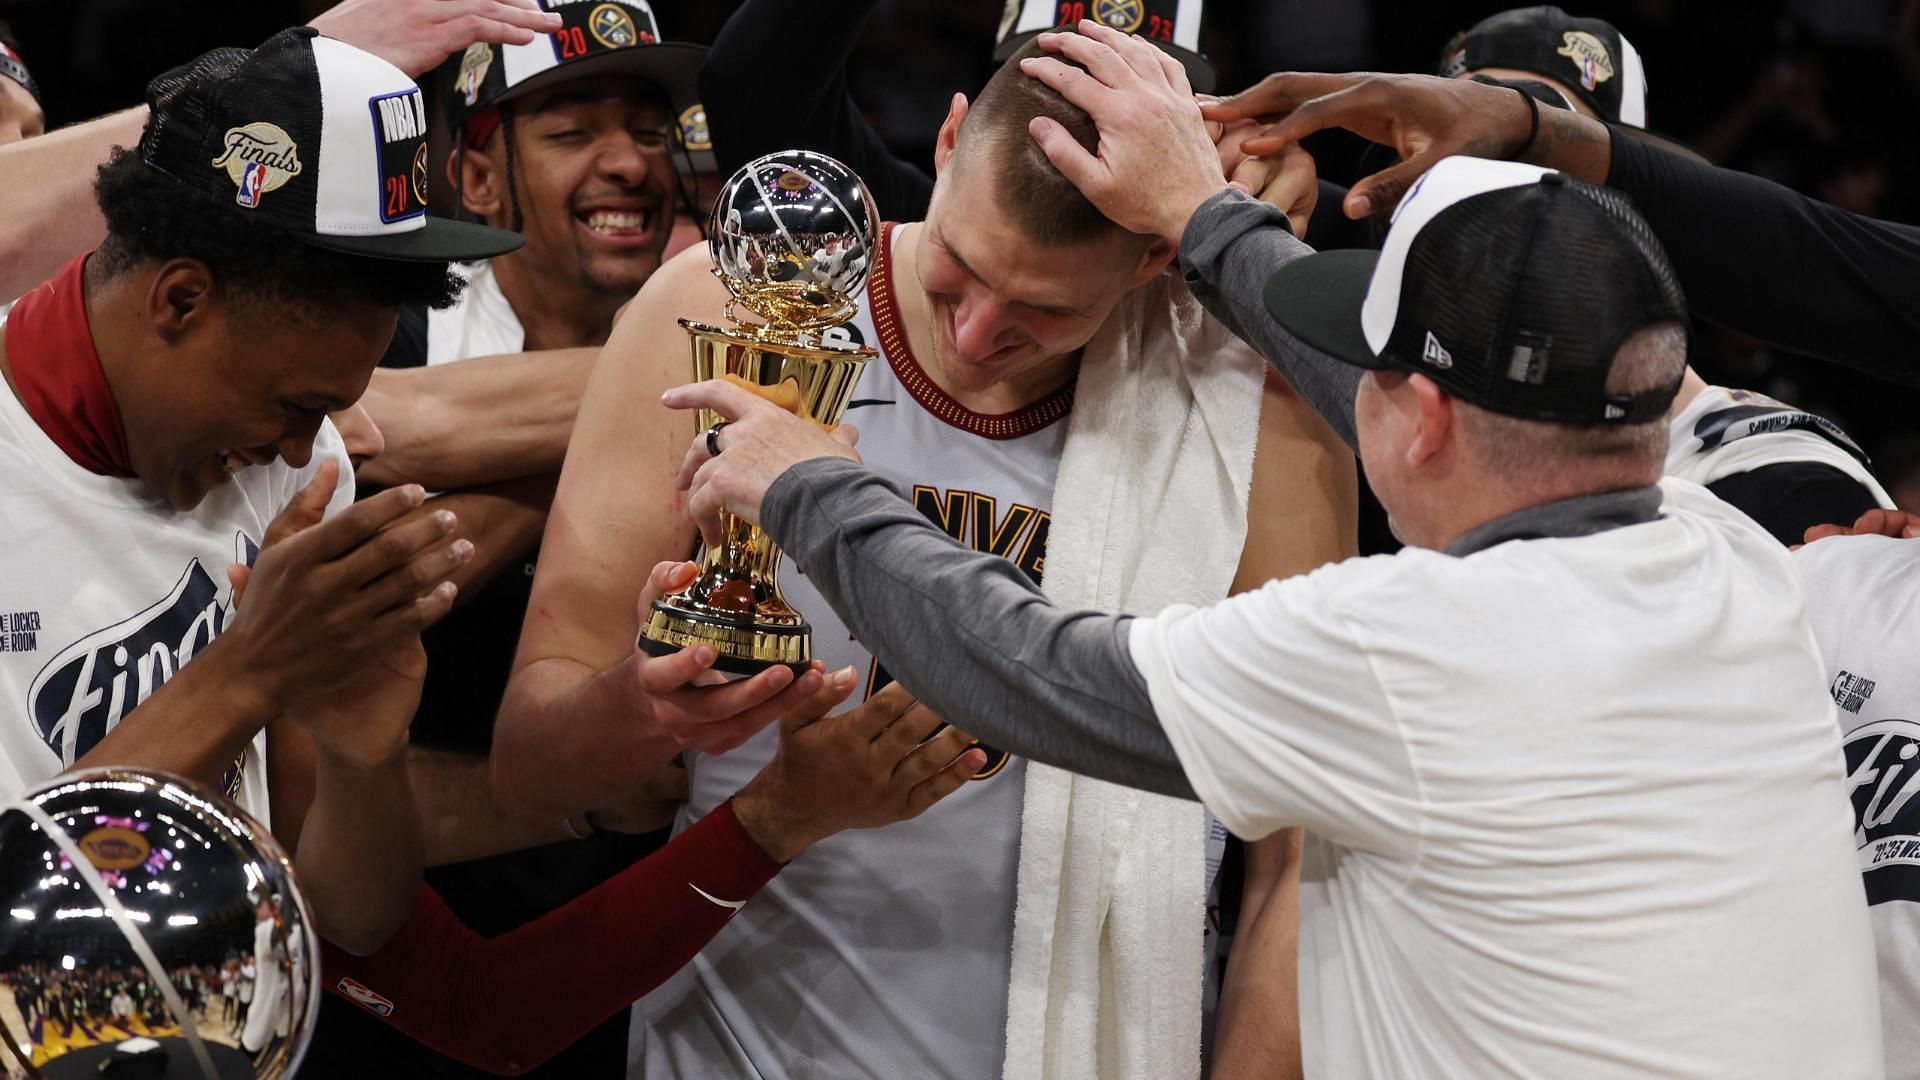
left=379, top=303, right=430, bottom=370
left=700, top=0, right=935, bottom=221
left=1304, top=179, right=1379, bottom=252
left=1607, top=129, right=1920, bottom=386
left=1705, top=461, right=1886, bottom=547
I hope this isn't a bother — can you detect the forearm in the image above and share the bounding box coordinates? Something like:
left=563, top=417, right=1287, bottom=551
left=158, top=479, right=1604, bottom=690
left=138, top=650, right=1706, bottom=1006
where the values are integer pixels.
left=493, top=654, right=681, bottom=815
left=764, top=458, right=1192, bottom=798
left=69, top=635, right=276, bottom=787
left=0, top=108, right=142, bottom=301
left=409, top=748, right=573, bottom=866
left=357, top=349, right=597, bottom=490
left=1178, top=191, right=1360, bottom=451
left=322, top=799, right=780, bottom=1075
left=1212, top=828, right=1305, bottom=1080
left=1604, top=126, right=1920, bottom=383
left=297, top=751, right=422, bottom=955
left=426, top=477, right=554, bottom=604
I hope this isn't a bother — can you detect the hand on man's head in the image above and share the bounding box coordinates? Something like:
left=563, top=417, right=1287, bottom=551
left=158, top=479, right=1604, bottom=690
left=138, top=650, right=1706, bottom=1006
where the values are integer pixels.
left=1018, top=20, right=1229, bottom=246
left=310, top=0, right=562, bottom=79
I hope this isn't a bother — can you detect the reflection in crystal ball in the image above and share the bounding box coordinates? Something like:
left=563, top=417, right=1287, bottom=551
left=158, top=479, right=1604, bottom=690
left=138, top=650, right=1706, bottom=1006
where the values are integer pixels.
left=0, top=768, right=318, bottom=1078
left=708, top=150, right=879, bottom=328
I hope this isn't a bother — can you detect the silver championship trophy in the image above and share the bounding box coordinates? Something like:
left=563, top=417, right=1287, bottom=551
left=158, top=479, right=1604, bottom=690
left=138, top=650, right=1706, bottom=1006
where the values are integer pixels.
left=639, top=149, right=879, bottom=674
left=0, top=769, right=319, bottom=1079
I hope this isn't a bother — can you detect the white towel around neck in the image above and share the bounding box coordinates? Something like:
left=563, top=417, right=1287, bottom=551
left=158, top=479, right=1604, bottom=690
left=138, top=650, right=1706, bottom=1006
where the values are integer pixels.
left=1000, top=269, right=1268, bottom=1080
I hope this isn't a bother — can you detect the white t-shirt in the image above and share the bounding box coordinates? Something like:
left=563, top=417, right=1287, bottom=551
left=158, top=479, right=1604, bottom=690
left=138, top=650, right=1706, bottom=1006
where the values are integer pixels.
left=0, top=377, right=353, bottom=822
left=1133, top=478, right=1881, bottom=1079
left=1666, top=384, right=1893, bottom=505
left=426, top=261, right=523, bottom=367
left=1794, top=533, right=1920, bottom=1080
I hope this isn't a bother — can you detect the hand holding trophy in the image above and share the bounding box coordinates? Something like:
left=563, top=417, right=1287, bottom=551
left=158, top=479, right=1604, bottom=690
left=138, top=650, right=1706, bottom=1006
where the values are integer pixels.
left=638, top=151, right=879, bottom=675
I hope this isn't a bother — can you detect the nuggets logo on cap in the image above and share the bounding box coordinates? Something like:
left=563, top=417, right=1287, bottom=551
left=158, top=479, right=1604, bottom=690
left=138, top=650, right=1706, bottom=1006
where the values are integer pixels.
left=1556, top=30, right=1615, bottom=91
left=590, top=3, right=641, bottom=48
left=211, top=122, right=302, bottom=209
left=457, top=41, right=493, bottom=107
left=412, top=143, right=431, bottom=206
left=678, top=103, right=711, bottom=152
left=1094, top=0, right=1145, bottom=33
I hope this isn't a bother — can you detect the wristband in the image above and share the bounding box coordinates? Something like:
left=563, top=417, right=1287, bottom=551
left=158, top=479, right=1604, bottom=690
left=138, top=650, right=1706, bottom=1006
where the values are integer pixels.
left=1508, top=87, right=1542, bottom=163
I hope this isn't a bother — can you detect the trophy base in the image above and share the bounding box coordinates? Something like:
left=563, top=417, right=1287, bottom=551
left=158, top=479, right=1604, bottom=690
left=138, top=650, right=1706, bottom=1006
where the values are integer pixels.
left=639, top=601, right=813, bottom=677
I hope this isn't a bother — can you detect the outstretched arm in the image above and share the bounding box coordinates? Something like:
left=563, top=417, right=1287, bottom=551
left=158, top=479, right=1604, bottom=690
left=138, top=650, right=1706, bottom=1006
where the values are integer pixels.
left=356, top=350, right=598, bottom=490
left=1218, top=70, right=1920, bottom=386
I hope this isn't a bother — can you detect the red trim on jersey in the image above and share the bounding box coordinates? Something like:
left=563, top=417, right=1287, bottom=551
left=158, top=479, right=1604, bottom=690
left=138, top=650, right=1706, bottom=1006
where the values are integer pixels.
left=3, top=254, right=136, bottom=477
left=321, top=799, right=780, bottom=1076
left=868, top=223, right=1073, bottom=441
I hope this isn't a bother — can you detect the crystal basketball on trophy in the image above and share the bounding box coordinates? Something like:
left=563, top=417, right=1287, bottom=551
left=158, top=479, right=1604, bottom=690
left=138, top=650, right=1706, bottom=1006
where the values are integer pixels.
left=0, top=769, right=319, bottom=1079
left=639, top=150, right=879, bottom=674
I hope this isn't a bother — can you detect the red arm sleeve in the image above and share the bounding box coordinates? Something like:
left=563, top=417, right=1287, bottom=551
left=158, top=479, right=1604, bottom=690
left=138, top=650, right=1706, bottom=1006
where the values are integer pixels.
left=320, top=799, right=780, bottom=1076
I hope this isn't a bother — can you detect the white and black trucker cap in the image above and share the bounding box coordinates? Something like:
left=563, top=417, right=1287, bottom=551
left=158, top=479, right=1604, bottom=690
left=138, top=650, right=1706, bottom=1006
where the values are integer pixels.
left=137, top=27, right=522, bottom=263
left=1264, top=157, right=1688, bottom=426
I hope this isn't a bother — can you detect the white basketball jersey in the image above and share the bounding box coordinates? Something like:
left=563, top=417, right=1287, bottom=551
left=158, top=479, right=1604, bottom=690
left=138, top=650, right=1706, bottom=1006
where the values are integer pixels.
left=1665, top=384, right=1892, bottom=505
left=633, top=225, right=1069, bottom=1080
left=1794, top=534, right=1920, bottom=1079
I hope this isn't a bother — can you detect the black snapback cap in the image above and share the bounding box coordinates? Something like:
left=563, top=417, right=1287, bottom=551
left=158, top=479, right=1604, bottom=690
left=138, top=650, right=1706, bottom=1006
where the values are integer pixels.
left=1442, top=5, right=1647, bottom=128
left=138, top=27, right=521, bottom=263
left=444, top=0, right=703, bottom=129
left=995, top=0, right=1216, bottom=94
left=1265, top=157, right=1687, bottom=426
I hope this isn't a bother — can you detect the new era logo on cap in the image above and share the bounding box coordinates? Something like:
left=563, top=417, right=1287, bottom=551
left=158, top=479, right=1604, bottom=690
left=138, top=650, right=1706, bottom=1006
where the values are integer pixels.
left=1422, top=331, right=1454, bottom=370
left=139, top=27, right=519, bottom=262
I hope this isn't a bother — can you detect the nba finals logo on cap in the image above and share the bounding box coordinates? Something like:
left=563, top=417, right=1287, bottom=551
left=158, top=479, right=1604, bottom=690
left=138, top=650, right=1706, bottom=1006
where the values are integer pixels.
left=457, top=42, right=493, bottom=106
left=77, top=826, right=151, bottom=871
left=1094, top=0, right=1145, bottom=33
left=370, top=88, right=430, bottom=223
left=1556, top=31, right=1614, bottom=91
left=211, top=122, right=302, bottom=209
left=590, top=3, right=642, bottom=47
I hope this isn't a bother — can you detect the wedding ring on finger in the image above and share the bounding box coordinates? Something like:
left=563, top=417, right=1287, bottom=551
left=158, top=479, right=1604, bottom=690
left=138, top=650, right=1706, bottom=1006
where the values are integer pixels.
left=706, top=421, right=731, bottom=458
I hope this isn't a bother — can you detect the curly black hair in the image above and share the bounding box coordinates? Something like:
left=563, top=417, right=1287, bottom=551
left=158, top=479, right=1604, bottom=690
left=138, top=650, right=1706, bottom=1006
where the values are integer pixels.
left=91, top=146, right=465, bottom=317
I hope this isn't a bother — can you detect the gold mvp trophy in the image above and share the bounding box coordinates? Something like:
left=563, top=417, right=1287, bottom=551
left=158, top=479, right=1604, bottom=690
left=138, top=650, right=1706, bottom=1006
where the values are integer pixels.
left=639, top=150, right=879, bottom=674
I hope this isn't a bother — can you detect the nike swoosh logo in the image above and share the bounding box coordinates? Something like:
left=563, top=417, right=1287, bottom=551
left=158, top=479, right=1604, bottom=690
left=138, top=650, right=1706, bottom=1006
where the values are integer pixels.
left=846, top=399, right=895, bottom=410
left=690, top=882, right=747, bottom=911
